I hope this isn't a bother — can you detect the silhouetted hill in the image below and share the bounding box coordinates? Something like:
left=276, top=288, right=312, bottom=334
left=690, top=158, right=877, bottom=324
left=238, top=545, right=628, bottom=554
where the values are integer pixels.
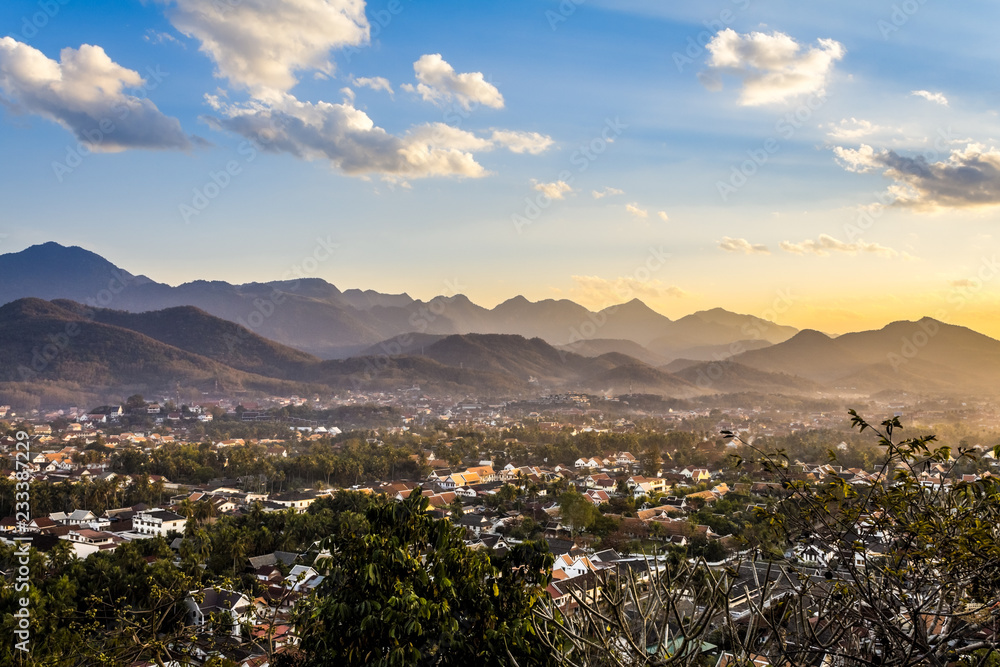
left=648, top=308, right=797, bottom=359
left=555, top=339, right=670, bottom=367
left=339, top=288, right=414, bottom=310
left=671, top=360, right=822, bottom=395
left=0, top=242, right=155, bottom=302
left=734, top=330, right=862, bottom=382
left=0, top=299, right=314, bottom=400
left=732, top=319, right=1000, bottom=397
left=0, top=301, right=709, bottom=403
left=582, top=362, right=701, bottom=397
left=357, top=333, right=447, bottom=357
left=54, top=302, right=320, bottom=380
left=420, top=334, right=582, bottom=381
left=311, top=354, right=528, bottom=397
left=590, top=299, right=674, bottom=345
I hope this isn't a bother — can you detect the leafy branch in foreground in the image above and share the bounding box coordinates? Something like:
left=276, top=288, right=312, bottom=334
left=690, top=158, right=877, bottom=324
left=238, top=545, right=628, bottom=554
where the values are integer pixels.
left=549, top=413, right=1000, bottom=666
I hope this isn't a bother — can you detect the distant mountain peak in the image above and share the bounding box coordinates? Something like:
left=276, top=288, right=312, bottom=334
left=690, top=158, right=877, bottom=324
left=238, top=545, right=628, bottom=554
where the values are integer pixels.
left=498, top=295, right=531, bottom=307
left=603, top=298, right=664, bottom=317
left=787, top=329, right=835, bottom=342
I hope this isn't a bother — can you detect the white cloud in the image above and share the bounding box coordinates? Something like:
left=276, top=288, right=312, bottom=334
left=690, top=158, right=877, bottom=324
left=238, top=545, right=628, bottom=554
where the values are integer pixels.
left=657, top=211, right=669, bottom=222
left=779, top=234, right=900, bottom=258
left=0, top=38, right=192, bottom=151
left=911, top=90, right=948, bottom=106
left=206, top=94, right=550, bottom=180
left=144, top=29, right=183, bottom=47
left=832, top=144, right=881, bottom=173
left=162, top=0, right=368, bottom=100
left=719, top=237, right=770, bottom=254
left=625, top=202, right=648, bottom=218
left=825, top=118, right=887, bottom=141
left=592, top=187, right=624, bottom=199
left=568, top=275, right=687, bottom=309
left=352, top=76, right=393, bottom=96
left=532, top=180, right=573, bottom=200
left=401, top=54, right=503, bottom=110
left=701, top=29, right=844, bottom=106
left=833, top=143, right=1000, bottom=210
left=489, top=129, right=552, bottom=154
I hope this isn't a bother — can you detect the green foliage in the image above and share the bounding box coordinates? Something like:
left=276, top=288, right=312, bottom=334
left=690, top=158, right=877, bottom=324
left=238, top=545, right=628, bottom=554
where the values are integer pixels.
left=295, top=490, right=557, bottom=666
left=557, top=488, right=598, bottom=537
left=0, top=538, right=197, bottom=665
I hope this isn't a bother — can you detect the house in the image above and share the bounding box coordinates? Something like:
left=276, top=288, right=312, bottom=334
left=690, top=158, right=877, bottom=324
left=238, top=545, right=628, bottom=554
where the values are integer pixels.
left=463, top=465, right=496, bottom=483
left=615, top=452, right=637, bottom=466
left=87, top=405, right=123, bottom=421
left=458, top=514, right=490, bottom=537
left=448, top=471, right=482, bottom=488
left=133, top=509, right=186, bottom=537
left=787, top=543, right=835, bottom=568
left=551, top=554, right=598, bottom=579
left=61, top=529, right=123, bottom=558
left=50, top=509, right=98, bottom=526
left=584, top=473, right=613, bottom=489
left=186, top=588, right=254, bottom=637
left=627, top=476, right=668, bottom=494
left=285, top=565, right=323, bottom=592
left=585, top=489, right=610, bottom=506
left=28, top=517, right=58, bottom=533
left=269, top=491, right=316, bottom=511
left=426, top=492, right=458, bottom=509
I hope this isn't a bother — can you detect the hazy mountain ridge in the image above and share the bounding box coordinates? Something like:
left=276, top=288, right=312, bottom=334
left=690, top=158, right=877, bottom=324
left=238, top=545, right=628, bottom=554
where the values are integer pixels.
left=0, top=299, right=317, bottom=396
left=0, top=298, right=719, bottom=404
left=0, top=243, right=797, bottom=362
left=733, top=319, right=1000, bottom=397
left=5, top=243, right=1000, bottom=401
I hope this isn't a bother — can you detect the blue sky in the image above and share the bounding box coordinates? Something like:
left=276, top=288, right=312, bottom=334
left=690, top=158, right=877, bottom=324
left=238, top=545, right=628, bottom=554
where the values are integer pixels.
left=2, top=0, right=1000, bottom=335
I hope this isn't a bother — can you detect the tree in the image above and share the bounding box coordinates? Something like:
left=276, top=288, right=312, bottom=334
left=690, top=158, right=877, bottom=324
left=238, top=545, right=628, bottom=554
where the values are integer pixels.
left=641, top=444, right=662, bottom=477
left=548, top=413, right=1000, bottom=666
left=558, top=488, right=598, bottom=537
left=719, top=411, right=1000, bottom=666
left=293, top=489, right=558, bottom=666
left=124, top=394, right=146, bottom=412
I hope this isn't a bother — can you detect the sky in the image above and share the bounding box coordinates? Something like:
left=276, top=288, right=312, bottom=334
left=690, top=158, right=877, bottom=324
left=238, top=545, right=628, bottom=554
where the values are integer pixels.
left=2, top=0, right=1000, bottom=336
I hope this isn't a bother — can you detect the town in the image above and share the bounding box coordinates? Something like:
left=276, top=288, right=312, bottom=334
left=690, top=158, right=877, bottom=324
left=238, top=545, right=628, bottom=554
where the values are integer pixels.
left=2, top=391, right=999, bottom=665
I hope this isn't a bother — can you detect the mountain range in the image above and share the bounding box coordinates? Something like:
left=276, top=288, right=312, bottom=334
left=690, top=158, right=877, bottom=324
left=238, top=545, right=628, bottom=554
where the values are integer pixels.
left=0, top=243, right=796, bottom=360
left=2, top=242, right=999, bottom=407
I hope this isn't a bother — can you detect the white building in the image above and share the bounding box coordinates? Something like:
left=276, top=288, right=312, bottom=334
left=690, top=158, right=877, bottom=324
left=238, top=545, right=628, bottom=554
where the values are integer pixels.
left=133, top=509, right=186, bottom=537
